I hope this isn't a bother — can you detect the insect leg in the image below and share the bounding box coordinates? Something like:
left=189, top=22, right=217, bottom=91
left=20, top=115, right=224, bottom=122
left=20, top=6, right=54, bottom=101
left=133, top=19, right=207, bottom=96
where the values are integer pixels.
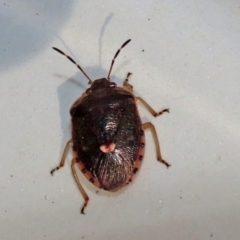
left=71, top=159, right=89, bottom=214
left=50, top=140, right=73, bottom=175
left=124, top=72, right=132, bottom=82
left=123, top=72, right=133, bottom=92
left=142, top=122, right=170, bottom=168
left=136, top=97, right=169, bottom=117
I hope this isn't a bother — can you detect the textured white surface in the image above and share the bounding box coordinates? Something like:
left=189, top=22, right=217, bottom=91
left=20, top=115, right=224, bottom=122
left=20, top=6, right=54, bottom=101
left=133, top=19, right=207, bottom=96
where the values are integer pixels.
left=1, top=1, right=240, bottom=239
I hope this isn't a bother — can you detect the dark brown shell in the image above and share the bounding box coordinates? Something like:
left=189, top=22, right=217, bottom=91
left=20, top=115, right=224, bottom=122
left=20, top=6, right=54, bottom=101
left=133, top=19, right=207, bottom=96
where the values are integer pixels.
left=71, top=83, right=145, bottom=191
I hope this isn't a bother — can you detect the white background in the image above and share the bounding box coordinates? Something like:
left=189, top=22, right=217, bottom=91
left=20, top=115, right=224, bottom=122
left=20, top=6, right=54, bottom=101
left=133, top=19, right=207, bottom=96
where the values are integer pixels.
left=1, top=1, right=240, bottom=239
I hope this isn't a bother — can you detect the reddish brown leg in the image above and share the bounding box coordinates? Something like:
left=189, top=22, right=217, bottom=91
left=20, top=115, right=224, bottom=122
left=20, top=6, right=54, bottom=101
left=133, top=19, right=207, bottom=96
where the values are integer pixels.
left=50, top=140, right=73, bottom=175
left=142, top=122, right=170, bottom=168
left=124, top=72, right=132, bottom=82
left=71, top=159, right=89, bottom=214
left=123, top=72, right=133, bottom=92
left=136, top=97, right=169, bottom=117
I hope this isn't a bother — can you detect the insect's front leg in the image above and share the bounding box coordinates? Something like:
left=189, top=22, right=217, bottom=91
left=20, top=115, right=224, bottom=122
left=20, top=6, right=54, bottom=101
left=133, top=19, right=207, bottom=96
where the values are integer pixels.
left=123, top=72, right=133, bottom=92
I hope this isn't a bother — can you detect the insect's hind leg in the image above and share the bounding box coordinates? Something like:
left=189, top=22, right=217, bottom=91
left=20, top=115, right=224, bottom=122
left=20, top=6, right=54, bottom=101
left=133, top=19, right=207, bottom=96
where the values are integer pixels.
left=142, top=122, right=170, bottom=168
left=50, top=140, right=73, bottom=175
left=71, top=159, right=89, bottom=214
left=123, top=72, right=133, bottom=92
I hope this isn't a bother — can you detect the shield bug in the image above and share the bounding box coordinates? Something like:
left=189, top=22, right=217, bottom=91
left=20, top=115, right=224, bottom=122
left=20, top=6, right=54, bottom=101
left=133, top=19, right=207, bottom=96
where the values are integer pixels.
left=51, top=39, right=170, bottom=214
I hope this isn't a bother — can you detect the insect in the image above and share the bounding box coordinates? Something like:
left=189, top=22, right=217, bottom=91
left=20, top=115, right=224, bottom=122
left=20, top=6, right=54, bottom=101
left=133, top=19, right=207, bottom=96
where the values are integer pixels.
left=50, top=39, right=170, bottom=214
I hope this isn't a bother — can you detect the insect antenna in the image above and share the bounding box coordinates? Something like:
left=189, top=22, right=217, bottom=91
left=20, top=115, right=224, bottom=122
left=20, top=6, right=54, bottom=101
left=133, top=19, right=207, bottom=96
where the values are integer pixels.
left=52, top=47, right=93, bottom=85
left=107, top=39, right=131, bottom=80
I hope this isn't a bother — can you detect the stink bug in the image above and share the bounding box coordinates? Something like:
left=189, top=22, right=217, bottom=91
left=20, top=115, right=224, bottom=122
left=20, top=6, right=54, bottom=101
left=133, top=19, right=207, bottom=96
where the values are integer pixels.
left=51, top=39, right=170, bottom=214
